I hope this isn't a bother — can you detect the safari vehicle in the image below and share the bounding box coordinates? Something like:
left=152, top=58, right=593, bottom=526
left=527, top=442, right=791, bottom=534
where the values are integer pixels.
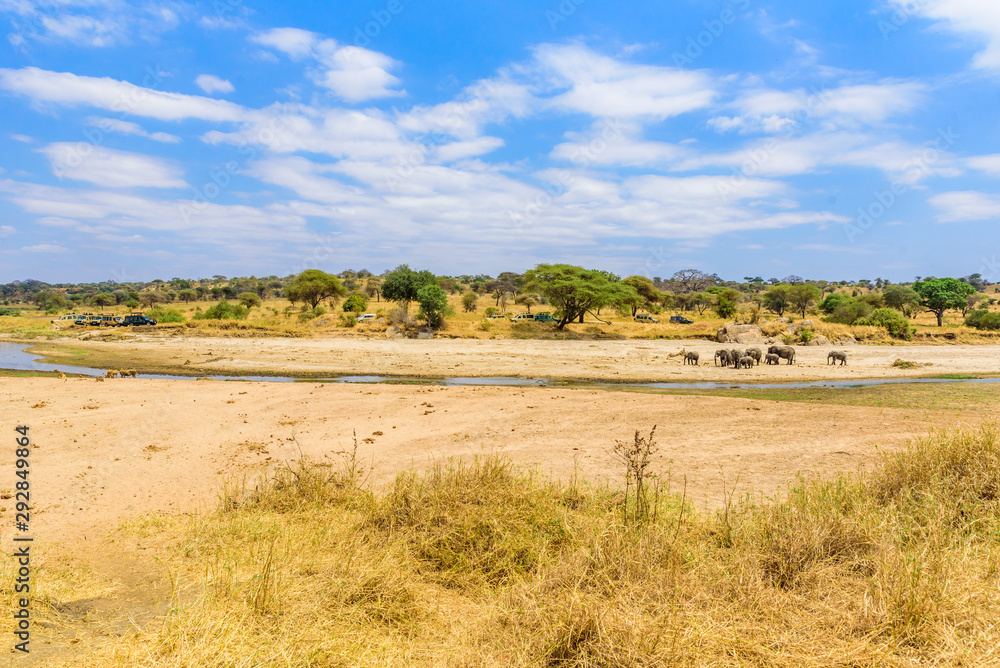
left=669, top=315, right=694, bottom=324
left=510, top=313, right=535, bottom=322
left=75, top=315, right=105, bottom=326
left=485, top=313, right=507, bottom=320
left=534, top=313, right=557, bottom=322
left=356, top=313, right=377, bottom=323
left=52, top=313, right=87, bottom=323
left=634, top=313, right=659, bottom=323
left=120, top=314, right=157, bottom=326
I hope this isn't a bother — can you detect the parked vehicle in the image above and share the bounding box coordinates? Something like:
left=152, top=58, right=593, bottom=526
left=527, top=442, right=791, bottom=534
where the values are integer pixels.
left=669, top=315, right=694, bottom=324
left=356, top=313, right=377, bottom=323
left=634, top=313, right=659, bottom=323
left=534, top=313, right=557, bottom=322
left=485, top=313, right=507, bottom=320
left=510, top=313, right=535, bottom=322
left=120, top=314, right=157, bottom=326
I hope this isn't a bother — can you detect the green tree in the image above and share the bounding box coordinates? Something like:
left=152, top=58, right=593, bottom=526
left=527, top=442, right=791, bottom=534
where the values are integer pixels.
left=194, top=300, right=248, bottom=320
left=416, top=284, right=452, bottom=328
left=364, top=276, right=383, bottom=302
left=238, top=292, right=262, bottom=309
left=461, top=291, right=478, bottom=312
left=523, top=264, right=637, bottom=330
left=762, top=284, right=792, bottom=316
left=381, top=265, right=437, bottom=308
left=715, top=297, right=738, bottom=319
left=788, top=283, right=822, bottom=318
left=622, top=276, right=664, bottom=316
left=139, top=292, right=164, bottom=308
left=125, top=298, right=140, bottom=310
left=343, top=294, right=368, bottom=313
left=882, top=285, right=921, bottom=318
left=514, top=293, right=538, bottom=313
left=286, top=270, right=346, bottom=309
left=177, top=289, right=197, bottom=304
left=914, top=277, right=977, bottom=326
left=90, top=293, right=116, bottom=310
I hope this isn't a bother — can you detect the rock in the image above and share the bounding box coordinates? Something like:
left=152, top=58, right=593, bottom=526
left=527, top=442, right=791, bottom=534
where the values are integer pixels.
left=384, top=326, right=404, bottom=339
left=774, top=317, right=790, bottom=324
left=417, top=328, right=435, bottom=340
left=795, top=319, right=815, bottom=330
left=717, top=323, right=765, bottom=344
left=834, top=336, right=858, bottom=346
left=803, top=335, right=830, bottom=346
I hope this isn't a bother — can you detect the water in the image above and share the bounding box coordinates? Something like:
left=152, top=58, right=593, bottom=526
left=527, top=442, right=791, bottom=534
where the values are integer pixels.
left=3, top=342, right=998, bottom=390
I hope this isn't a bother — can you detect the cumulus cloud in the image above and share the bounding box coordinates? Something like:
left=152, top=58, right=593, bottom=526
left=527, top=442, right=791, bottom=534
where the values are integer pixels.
left=929, top=190, right=1000, bottom=222
left=0, top=67, right=247, bottom=122
left=195, top=74, right=234, bottom=94
left=86, top=117, right=180, bottom=143
left=890, top=0, right=1000, bottom=70
left=251, top=28, right=404, bottom=102
left=38, top=143, right=187, bottom=188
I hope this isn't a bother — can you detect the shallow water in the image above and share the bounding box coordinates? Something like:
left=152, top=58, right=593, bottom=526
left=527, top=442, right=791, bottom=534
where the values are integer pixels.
left=4, top=342, right=999, bottom=390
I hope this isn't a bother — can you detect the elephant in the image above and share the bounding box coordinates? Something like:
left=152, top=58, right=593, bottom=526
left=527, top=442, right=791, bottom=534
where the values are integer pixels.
left=827, top=351, right=847, bottom=366
left=745, top=348, right=762, bottom=366
left=739, top=356, right=755, bottom=369
left=764, top=353, right=780, bottom=365
left=684, top=351, right=700, bottom=365
left=714, top=349, right=730, bottom=367
left=767, top=345, right=796, bottom=365
left=730, top=349, right=743, bottom=368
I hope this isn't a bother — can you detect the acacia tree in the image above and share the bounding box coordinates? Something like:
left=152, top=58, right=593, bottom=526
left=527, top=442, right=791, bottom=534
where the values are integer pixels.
left=91, top=293, right=116, bottom=311
left=381, top=265, right=437, bottom=309
left=461, top=291, right=478, bottom=312
left=883, top=285, right=920, bottom=318
left=286, top=269, right=346, bottom=309
left=788, top=283, right=822, bottom=318
left=762, top=284, right=792, bottom=316
left=524, top=264, right=637, bottom=329
left=177, top=289, right=197, bottom=304
left=238, top=292, right=262, bottom=309
left=914, top=277, right=977, bottom=326
left=622, top=276, right=664, bottom=316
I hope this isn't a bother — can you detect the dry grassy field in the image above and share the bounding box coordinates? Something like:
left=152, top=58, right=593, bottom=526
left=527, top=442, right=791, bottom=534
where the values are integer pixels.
left=1, top=370, right=1000, bottom=665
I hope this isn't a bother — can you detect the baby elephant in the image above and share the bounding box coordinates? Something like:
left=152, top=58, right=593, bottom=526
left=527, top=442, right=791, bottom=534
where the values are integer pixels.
left=827, top=351, right=848, bottom=366
left=683, top=351, right=700, bottom=365
left=739, top=356, right=755, bottom=369
left=764, top=353, right=780, bottom=365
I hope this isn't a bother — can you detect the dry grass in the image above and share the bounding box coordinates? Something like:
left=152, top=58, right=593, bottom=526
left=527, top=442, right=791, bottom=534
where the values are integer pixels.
left=21, top=421, right=1000, bottom=666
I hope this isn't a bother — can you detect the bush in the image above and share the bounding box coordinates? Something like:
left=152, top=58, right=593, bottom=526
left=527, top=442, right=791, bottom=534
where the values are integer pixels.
left=856, top=308, right=913, bottom=340
left=147, top=307, right=186, bottom=323
left=462, top=292, right=478, bottom=313
left=238, top=292, right=262, bottom=309
left=298, top=306, right=327, bottom=322
left=799, top=328, right=814, bottom=343
left=194, top=300, right=248, bottom=321
left=825, top=297, right=873, bottom=325
left=965, top=308, right=1000, bottom=330
left=340, top=314, right=357, bottom=327
left=125, top=298, right=140, bottom=309
left=343, top=294, right=368, bottom=313
left=818, top=293, right=851, bottom=314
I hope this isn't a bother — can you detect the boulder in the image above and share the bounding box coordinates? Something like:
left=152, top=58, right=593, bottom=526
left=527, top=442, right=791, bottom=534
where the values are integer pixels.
left=803, top=335, right=830, bottom=346
left=716, top=323, right=766, bottom=344
left=774, top=317, right=790, bottom=324
left=834, top=336, right=858, bottom=346
left=384, top=326, right=404, bottom=339
left=417, top=328, right=435, bottom=340
left=795, top=319, right=815, bottom=330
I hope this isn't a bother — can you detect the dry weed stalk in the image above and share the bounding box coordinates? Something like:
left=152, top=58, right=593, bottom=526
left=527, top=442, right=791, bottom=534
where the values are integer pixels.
left=612, top=426, right=659, bottom=523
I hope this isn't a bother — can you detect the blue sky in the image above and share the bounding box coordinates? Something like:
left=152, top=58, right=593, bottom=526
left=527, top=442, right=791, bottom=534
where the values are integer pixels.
left=1, top=0, right=999, bottom=283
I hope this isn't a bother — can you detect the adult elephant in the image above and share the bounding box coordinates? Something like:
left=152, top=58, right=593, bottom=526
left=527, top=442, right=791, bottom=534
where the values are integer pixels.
left=714, top=349, right=730, bottom=367
left=767, top=345, right=796, bottom=365
left=684, top=351, right=700, bottom=365
left=745, top=347, right=762, bottom=366
left=827, top=351, right=847, bottom=366
left=730, top=349, right=743, bottom=368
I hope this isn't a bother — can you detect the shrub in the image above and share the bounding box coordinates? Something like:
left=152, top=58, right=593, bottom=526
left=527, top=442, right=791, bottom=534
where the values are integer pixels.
left=339, top=314, right=357, bottom=327
left=343, top=294, right=368, bottom=313
left=818, top=293, right=851, bottom=314
left=965, top=308, right=1000, bottom=331
left=238, top=292, right=262, bottom=309
left=147, top=307, right=186, bottom=323
left=462, top=292, right=478, bottom=313
left=799, top=328, right=814, bottom=343
left=194, top=300, right=248, bottom=321
left=825, top=297, right=873, bottom=325
left=857, top=308, right=913, bottom=340
left=714, top=297, right=737, bottom=320
left=485, top=307, right=498, bottom=318
left=298, top=306, right=327, bottom=323
left=125, top=298, right=140, bottom=309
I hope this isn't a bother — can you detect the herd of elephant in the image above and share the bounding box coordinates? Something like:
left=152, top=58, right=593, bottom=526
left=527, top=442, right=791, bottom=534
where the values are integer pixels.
left=681, top=346, right=849, bottom=367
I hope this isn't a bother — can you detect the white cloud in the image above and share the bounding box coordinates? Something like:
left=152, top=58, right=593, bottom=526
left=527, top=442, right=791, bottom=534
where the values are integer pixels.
left=22, top=243, right=69, bottom=253
left=432, top=137, right=504, bottom=162
left=929, top=190, right=1000, bottom=222
left=86, top=117, right=180, bottom=143
left=891, top=0, right=1000, bottom=70
left=551, top=121, right=689, bottom=167
left=251, top=28, right=404, bottom=102
left=966, top=154, right=1000, bottom=175
left=39, top=143, right=187, bottom=189
left=195, top=74, right=234, bottom=94
left=3, top=1, right=183, bottom=48
left=10, top=133, right=32, bottom=143
left=0, top=225, right=14, bottom=237
left=532, top=43, right=716, bottom=119
left=0, top=67, right=247, bottom=122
